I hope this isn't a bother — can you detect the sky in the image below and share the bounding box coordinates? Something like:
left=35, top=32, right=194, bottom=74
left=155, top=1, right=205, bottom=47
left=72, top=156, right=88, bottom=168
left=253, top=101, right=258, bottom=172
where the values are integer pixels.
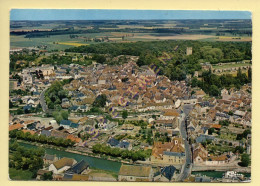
left=10, top=9, right=252, bottom=21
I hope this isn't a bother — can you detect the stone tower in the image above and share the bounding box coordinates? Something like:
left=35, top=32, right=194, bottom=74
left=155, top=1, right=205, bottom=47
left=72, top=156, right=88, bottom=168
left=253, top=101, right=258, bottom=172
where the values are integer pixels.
left=186, top=47, right=192, bottom=56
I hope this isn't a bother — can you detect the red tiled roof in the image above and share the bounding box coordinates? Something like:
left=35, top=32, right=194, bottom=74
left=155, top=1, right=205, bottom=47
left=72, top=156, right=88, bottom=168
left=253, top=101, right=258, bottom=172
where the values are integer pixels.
left=211, top=124, right=222, bottom=129
left=9, top=123, right=24, bottom=131
left=22, top=129, right=36, bottom=135
left=67, top=134, right=82, bottom=143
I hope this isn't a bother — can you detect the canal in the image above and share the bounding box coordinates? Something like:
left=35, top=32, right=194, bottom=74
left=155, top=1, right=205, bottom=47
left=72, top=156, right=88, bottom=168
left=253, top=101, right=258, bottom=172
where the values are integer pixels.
left=13, top=141, right=251, bottom=179
left=17, top=141, right=122, bottom=173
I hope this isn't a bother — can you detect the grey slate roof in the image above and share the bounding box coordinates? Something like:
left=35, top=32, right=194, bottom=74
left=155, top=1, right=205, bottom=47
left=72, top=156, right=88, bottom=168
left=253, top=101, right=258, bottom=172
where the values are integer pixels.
left=163, top=151, right=185, bottom=157
left=108, top=138, right=119, bottom=147
left=41, top=130, right=51, bottom=137
left=161, top=165, right=176, bottom=181
left=66, top=160, right=89, bottom=174
left=196, top=134, right=215, bottom=143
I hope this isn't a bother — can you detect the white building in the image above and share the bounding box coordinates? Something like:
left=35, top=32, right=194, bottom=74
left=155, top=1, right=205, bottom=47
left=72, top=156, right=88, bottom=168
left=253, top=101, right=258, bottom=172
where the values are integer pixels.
left=49, top=157, right=77, bottom=174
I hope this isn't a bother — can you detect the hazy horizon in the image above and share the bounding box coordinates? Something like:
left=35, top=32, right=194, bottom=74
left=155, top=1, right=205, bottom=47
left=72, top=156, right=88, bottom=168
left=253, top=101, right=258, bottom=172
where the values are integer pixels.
left=10, top=9, right=252, bottom=21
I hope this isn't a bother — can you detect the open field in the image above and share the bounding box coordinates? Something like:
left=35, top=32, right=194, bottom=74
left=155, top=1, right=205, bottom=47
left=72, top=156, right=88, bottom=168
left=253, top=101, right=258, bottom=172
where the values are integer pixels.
left=10, top=19, right=252, bottom=51
left=133, top=34, right=217, bottom=40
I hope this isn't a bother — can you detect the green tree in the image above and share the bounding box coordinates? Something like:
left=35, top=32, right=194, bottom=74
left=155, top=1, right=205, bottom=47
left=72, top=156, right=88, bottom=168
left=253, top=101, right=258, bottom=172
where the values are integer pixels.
left=93, top=54, right=106, bottom=64
left=248, top=67, right=252, bottom=82
left=61, top=110, right=69, bottom=120
left=122, top=110, right=128, bottom=119
left=219, top=120, right=230, bottom=126
left=233, top=146, right=244, bottom=154
left=9, top=100, right=14, bottom=108
left=92, top=94, right=107, bottom=107
left=208, top=128, right=215, bottom=135
left=228, top=111, right=234, bottom=116
left=239, top=154, right=250, bottom=167
left=242, top=129, right=251, bottom=138
left=208, top=85, right=220, bottom=97
left=42, top=172, right=53, bottom=180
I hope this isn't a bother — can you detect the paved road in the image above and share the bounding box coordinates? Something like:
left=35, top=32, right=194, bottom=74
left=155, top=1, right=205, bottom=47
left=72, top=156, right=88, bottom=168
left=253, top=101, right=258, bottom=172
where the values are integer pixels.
left=40, top=88, right=48, bottom=113
left=178, top=104, right=194, bottom=181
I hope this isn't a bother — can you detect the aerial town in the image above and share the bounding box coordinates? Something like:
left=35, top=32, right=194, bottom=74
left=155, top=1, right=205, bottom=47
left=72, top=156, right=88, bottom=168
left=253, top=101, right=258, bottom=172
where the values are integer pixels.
left=9, top=10, right=252, bottom=182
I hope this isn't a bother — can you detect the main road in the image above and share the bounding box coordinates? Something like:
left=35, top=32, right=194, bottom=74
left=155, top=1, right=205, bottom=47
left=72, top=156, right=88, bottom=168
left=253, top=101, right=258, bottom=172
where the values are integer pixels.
left=40, top=88, right=48, bottom=113
left=178, top=104, right=194, bottom=181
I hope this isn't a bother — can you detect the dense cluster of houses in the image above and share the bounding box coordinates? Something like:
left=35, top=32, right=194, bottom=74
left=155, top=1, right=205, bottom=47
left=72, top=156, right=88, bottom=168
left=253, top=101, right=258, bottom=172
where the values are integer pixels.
left=9, top=58, right=251, bottom=181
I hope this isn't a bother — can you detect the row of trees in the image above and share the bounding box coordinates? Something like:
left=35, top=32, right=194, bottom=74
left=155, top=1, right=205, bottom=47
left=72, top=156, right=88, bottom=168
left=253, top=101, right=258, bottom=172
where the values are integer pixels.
left=9, top=130, right=75, bottom=147
left=92, top=143, right=151, bottom=161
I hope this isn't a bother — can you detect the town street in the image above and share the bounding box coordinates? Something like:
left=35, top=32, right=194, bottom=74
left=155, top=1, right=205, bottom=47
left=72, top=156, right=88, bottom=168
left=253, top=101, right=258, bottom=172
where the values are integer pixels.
left=178, top=104, right=193, bottom=181
left=40, top=88, right=48, bottom=113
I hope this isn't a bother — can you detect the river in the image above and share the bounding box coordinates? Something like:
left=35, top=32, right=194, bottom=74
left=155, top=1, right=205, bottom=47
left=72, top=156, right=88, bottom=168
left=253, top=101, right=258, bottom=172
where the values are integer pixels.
left=17, top=141, right=122, bottom=173
left=14, top=141, right=251, bottom=178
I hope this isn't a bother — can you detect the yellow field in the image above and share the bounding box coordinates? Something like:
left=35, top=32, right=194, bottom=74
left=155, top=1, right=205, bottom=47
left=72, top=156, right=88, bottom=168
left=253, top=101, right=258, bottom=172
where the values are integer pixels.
left=57, top=42, right=89, bottom=46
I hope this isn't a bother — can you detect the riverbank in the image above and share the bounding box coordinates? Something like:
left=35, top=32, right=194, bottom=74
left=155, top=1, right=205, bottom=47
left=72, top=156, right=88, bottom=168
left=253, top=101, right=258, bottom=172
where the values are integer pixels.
left=14, top=139, right=130, bottom=164
left=14, top=140, right=122, bottom=173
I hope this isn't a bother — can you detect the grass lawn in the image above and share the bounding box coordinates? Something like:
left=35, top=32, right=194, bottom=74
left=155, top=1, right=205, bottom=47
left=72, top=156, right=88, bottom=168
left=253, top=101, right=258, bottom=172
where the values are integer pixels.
left=9, top=168, right=34, bottom=180
left=89, top=168, right=118, bottom=179
left=207, top=144, right=234, bottom=154
left=219, top=133, right=237, bottom=141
